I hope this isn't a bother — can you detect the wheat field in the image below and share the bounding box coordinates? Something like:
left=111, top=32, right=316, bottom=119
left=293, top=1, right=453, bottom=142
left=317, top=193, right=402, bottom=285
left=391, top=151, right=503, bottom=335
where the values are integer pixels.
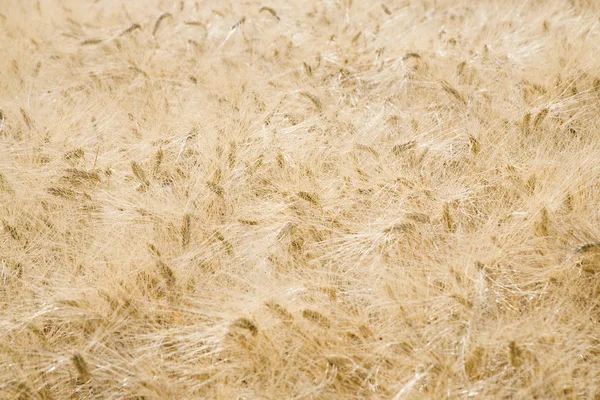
left=1, top=0, right=600, bottom=398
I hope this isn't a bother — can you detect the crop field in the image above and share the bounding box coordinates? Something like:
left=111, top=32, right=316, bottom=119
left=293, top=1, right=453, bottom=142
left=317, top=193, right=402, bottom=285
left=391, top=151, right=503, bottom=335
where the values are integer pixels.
left=1, top=0, right=600, bottom=398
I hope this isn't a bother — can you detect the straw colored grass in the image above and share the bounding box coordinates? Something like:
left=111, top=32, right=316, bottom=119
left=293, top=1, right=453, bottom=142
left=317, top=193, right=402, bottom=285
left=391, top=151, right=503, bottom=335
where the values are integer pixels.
left=2, top=0, right=600, bottom=398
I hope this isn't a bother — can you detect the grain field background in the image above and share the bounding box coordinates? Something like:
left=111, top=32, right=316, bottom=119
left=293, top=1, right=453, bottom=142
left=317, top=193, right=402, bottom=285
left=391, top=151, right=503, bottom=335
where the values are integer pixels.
left=1, top=0, right=600, bottom=398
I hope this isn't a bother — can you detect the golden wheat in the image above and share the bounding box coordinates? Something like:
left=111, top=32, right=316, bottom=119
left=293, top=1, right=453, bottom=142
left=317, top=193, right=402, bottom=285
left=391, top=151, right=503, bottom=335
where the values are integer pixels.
left=1, top=0, right=600, bottom=398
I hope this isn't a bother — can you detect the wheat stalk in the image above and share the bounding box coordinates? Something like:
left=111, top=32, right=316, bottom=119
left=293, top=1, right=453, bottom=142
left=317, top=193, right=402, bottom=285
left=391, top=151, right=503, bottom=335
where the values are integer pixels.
left=302, top=309, right=331, bottom=328
left=153, top=12, right=172, bottom=36
left=71, top=352, right=91, bottom=383
left=231, top=318, right=259, bottom=335
left=259, top=6, right=280, bottom=20
left=181, top=213, right=191, bottom=248
left=131, top=161, right=150, bottom=189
